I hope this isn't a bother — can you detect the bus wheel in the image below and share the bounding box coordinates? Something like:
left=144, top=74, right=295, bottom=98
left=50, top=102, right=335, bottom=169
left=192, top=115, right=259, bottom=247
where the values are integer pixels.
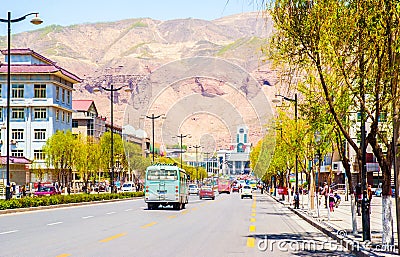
left=182, top=203, right=186, bottom=209
left=147, top=203, right=153, bottom=210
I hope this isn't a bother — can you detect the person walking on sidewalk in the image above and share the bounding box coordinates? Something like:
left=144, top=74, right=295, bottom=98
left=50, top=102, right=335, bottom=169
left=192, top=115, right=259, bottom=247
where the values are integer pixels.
left=293, top=191, right=300, bottom=209
left=321, top=182, right=329, bottom=208
left=328, top=189, right=335, bottom=212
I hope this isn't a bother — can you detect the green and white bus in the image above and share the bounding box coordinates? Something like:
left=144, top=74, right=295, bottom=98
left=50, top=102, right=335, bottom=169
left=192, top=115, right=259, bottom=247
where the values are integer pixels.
left=144, top=163, right=189, bottom=210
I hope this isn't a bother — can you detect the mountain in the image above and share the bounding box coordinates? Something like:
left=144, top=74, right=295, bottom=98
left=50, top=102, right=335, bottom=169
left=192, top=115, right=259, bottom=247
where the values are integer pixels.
left=0, top=12, right=279, bottom=148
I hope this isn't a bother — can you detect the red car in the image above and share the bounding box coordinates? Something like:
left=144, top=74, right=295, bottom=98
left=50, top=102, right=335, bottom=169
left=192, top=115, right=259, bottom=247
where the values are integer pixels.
left=199, top=186, right=215, bottom=200
left=34, top=186, right=60, bottom=196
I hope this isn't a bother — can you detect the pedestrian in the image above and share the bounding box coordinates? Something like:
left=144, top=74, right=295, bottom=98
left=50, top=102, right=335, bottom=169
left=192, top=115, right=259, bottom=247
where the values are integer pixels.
left=328, top=189, right=335, bottom=212
left=21, top=184, right=26, bottom=197
left=293, top=191, right=300, bottom=209
left=261, top=185, right=264, bottom=194
left=320, top=182, right=329, bottom=208
left=37, top=181, right=42, bottom=192
left=334, top=192, right=341, bottom=208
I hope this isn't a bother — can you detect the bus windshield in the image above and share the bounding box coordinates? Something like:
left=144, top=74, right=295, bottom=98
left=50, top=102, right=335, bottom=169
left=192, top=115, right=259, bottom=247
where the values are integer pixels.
left=147, top=169, right=177, bottom=180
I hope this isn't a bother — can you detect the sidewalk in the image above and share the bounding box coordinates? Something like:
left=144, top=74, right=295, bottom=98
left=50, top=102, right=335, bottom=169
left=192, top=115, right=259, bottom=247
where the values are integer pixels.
left=269, top=192, right=399, bottom=257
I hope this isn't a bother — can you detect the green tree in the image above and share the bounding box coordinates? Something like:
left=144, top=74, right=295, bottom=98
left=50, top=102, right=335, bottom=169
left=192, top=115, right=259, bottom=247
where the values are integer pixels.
left=43, top=130, right=77, bottom=187
left=268, top=0, right=400, bottom=243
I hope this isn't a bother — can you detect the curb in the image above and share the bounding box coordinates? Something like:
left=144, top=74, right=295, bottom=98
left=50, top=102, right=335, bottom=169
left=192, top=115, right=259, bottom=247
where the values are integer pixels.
left=268, top=194, right=380, bottom=257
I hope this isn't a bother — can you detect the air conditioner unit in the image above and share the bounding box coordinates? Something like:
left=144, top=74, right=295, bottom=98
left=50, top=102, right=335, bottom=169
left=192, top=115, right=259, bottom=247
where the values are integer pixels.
left=10, top=139, right=16, bottom=145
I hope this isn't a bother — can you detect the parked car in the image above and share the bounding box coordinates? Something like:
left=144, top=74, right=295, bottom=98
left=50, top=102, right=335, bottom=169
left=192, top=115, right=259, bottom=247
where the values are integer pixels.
left=188, top=184, right=199, bottom=195
left=34, top=186, right=60, bottom=196
left=232, top=184, right=240, bottom=193
left=199, top=186, right=215, bottom=200
left=375, top=187, right=382, bottom=197
left=94, top=183, right=106, bottom=192
left=241, top=185, right=253, bottom=199
left=121, top=182, right=136, bottom=192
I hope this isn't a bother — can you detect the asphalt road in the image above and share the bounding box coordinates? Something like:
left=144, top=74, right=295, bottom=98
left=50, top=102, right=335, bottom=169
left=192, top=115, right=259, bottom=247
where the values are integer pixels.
left=0, top=192, right=355, bottom=257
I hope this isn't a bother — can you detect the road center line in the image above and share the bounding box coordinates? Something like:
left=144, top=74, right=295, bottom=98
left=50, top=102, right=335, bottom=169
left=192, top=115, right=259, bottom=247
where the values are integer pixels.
left=167, top=215, right=177, bottom=219
left=47, top=222, right=63, bottom=226
left=106, top=212, right=116, bottom=215
left=99, top=233, right=127, bottom=243
left=56, top=254, right=71, bottom=257
left=247, top=237, right=255, bottom=247
left=82, top=216, right=94, bottom=219
left=0, top=230, right=18, bottom=235
left=141, top=222, right=157, bottom=228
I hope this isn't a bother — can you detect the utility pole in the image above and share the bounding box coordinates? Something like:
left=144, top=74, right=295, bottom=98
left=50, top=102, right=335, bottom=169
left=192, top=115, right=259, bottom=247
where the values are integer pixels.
left=174, top=134, right=190, bottom=168
left=145, top=114, right=164, bottom=162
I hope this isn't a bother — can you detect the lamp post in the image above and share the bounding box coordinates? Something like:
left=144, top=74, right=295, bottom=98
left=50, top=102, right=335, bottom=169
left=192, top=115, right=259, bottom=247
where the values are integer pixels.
left=0, top=12, right=42, bottom=200
left=145, top=114, right=164, bottom=163
left=275, top=93, right=298, bottom=194
left=94, top=83, right=131, bottom=193
left=191, top=145, right=201, bottom=182
left=204, top=152, right=210, bottom=176
left=174, top=134, right=190, bottom=168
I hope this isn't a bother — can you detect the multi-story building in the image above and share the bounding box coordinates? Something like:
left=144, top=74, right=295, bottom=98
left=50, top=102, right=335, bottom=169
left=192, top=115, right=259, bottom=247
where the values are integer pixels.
left=216, top=125, right=252, bottom=175
left=72, top=100, right=106, bottom=139
left=0, top=48, right=81, bottom=185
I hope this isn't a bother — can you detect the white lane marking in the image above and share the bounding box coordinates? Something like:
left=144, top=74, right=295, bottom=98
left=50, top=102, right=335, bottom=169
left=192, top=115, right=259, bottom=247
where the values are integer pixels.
left=0, top=230, right=18, bottom=235
left=47, top=222, right=63, bottom=226
left=82, top=215, right=94, bottom=219
left=125, top=209, right=132, bottom=212
left=106, top=212, right=116, bottom=215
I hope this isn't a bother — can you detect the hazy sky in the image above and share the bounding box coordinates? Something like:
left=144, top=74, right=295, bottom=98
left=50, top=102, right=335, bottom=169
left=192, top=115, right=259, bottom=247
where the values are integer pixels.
left=0, top=0, right=265, bottom=35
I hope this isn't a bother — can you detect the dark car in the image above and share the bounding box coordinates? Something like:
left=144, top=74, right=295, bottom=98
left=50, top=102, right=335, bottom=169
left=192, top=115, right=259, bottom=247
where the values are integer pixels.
left=34, top=186, right=60, bottom=196
left=199, top=186, right=215, bottom=200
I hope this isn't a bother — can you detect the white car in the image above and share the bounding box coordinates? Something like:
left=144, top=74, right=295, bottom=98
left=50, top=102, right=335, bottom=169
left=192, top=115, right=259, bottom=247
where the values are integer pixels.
left=241, top=185, right=253, bottom=199
left=188, top=184, right=199, bottom=195
left=121, top=182, right=136, bottom=192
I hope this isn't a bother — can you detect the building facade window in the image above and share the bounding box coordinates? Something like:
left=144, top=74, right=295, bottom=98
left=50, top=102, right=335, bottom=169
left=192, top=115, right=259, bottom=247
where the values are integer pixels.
left=87, top=119, right=94, bottom=136
left=56, top=110, right=60, bottom=121
left=34, top=84, right=46, bottom=98
left=0, top=107, right=2, bottom=120
left=61, top=88, right=65, bottom=103
left=67, top=113, right=71, bottom=123
left=62, top=111, right=65, bottom=122
left=56, top=86, right=60, bottom=101
left=11, top=129, right=24, bottom=140
left=34, top=108, right=47, bottom=120
left=12, top=84, right=24, bottom=98
left=11, top=108, right=25, bottom=120
left=33, top=150, right=45, bottom=160
left=34, top=129, right=46, bottom=140
left=72, top=120, right=78, bottom=128
left=11, top=149, right=24, bottom=157
left=67, top=90, right=71, bottom=105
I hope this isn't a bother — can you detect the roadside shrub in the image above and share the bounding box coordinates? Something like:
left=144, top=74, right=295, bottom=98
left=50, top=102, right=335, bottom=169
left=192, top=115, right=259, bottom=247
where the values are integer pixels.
left=0, top=191, right=143, bottom=211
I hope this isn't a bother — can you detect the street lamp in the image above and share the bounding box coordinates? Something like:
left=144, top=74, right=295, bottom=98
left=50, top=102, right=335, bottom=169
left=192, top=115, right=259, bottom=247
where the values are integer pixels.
left=191, top=145, right=202, bottom=181
left=0, top=12, right=43, bottom=200
left=144, top=114, right=164, bottom=163
left=174, top=134, right=191, bottom=168
left=274, top=93, right=298, bottom=194
left=94, top=83, right=131, bottom=193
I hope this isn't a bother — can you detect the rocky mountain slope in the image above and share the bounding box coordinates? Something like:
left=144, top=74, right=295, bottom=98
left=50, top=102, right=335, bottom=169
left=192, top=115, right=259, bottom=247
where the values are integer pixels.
left=0, top=12, right=280, bottom=149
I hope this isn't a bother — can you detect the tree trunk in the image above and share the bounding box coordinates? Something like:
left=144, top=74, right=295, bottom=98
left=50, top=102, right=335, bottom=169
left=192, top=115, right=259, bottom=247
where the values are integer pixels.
left=351, top=194, right=357, bottom=235
left=382, top=195, right=394, bottom=244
